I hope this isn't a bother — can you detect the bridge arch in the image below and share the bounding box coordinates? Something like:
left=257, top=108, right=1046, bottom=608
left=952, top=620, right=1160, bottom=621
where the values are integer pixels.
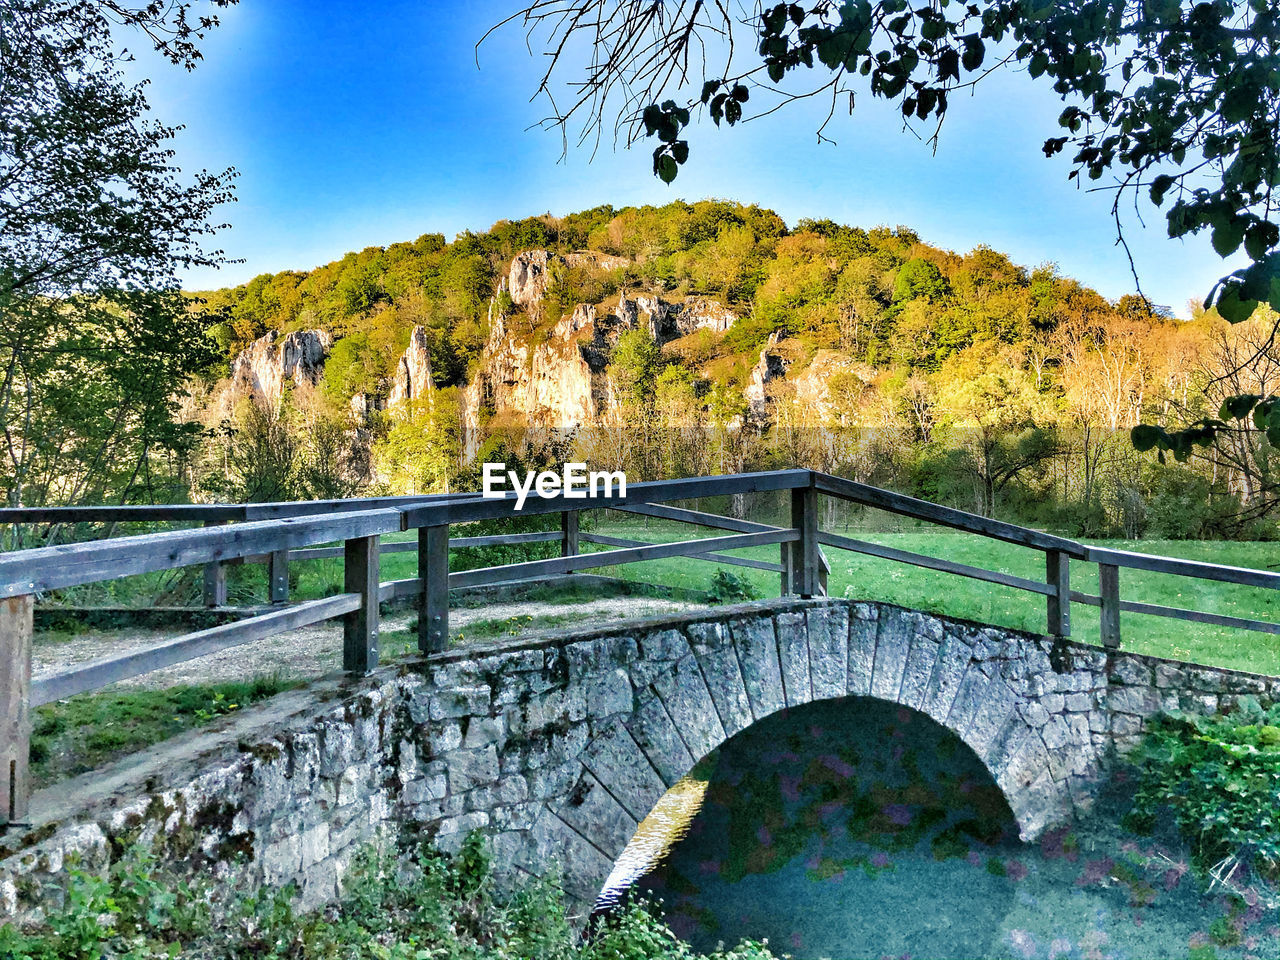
left=486, top=600, right=1101, bottom=911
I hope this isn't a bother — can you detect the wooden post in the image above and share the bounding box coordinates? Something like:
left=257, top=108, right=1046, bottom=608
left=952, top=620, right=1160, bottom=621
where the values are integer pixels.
left=267, top=550, right=290, bottom=604
left=1099, top=562, right=1121, bottom=651
left=1, top=595, right=33, bottom=827
left=560, top=511, right=579, bottom=570
left=790, top=486, right=820, bottom=598
left=202, top=519, right=227, bottom=608
left=779, top=546, right=792, bottom=596
left=418, top=525, right=449, bottom=654
left=1046, top=550, right=1070, bottom=641
left=343, top=535, right=380, bottom=674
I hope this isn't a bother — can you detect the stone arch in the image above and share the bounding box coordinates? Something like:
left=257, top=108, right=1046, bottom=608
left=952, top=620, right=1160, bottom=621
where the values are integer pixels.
left=510, top=600, right=1086, bottom=911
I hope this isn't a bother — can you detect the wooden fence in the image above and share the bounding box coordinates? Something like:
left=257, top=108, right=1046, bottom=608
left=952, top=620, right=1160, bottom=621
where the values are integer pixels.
left=2, top=469, right=1278, bottom=828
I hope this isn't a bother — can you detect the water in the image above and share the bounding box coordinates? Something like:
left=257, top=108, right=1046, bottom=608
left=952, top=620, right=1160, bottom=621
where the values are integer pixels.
left=597, top=698, right=1280, bottom=960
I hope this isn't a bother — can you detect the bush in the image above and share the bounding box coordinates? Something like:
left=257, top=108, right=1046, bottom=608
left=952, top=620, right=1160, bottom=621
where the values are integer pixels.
left=0, top=832, right=780, bottom=960
left=706, top=570, right=761, bottom=605
left=1143, top=465, right=1235, bottom=540
left=1126, top=698, right=1280, bottom=891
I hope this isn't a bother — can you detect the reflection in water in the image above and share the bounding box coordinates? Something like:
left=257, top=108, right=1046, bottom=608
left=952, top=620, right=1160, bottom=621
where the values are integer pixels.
left=596, top=774, right=709, bottom=909
left=598, top=697, right=1280, bottom=960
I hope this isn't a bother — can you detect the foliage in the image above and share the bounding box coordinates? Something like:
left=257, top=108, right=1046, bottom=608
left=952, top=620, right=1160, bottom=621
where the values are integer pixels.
left=1126, top=698, right=1280, bottom=888
left=0, top=832, right=780, bottom=960
left=0, top=0, right=237, bottom=509
left=706, top=570, right=761, bottom=605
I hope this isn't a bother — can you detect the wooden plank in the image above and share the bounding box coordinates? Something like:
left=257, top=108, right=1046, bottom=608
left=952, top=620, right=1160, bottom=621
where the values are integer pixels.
left=0, top=595, right=32, bottom=825
left=30, top=593, right=361, bottom=706
left=817, top=530, right=1055, bottom=596
left=403, top=469, right=812, bottom=528
left=449, top=530, right=798, bottom=589
left=609, top=502, right=785, bottom=535
left=812, top=473, right=1084, bottom=556
left=1046, top=550, right=1070, bottom=640
left=1085, top=545, right=1280, bottom=590
left=0, top=509, right=404, bottom=598
left=344, top=536, right=380, bottom=674
left=451, top=531, right=562, bottom=549
left=268, top=549, right=289, bottom=603
left=791, top=487, right=820, bottom=597
left=419, top=526, right=449, bottom=654
left=562, top=510, right=580, bottom=569
left=202, top=519, right=228, bottom=608
left=1099, top=563, right=1121, bottom=651
left=1069, top=590, right=1280, bottom=636
left=378, top=577, right=422, bottom=602
left=0, top=505, right=248, bottom=524
left=579, top=534, right=785, bottom=573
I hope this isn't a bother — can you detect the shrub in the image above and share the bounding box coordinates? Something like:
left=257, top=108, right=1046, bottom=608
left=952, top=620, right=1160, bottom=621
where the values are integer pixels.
left=706, top=570, right=760, bottom=605
left=1126, top=698, right=1280, bottom=892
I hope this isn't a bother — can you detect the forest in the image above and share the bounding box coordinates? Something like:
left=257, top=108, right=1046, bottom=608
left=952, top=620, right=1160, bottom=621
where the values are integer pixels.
left=9, top=199, right=1278, bottom=544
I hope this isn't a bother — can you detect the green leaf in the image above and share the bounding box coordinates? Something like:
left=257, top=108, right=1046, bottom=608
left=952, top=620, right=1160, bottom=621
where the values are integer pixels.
left=1130, top=423, right=1164, bottom=452
left=656, top=153, right=678, bottom=184
left=671, top=140, right=689, bottom=164
left=1212, top=218, right=1245, bottom=257
left=1219, top=395, right=1261, bottom=421
left=700, top=80, right=721, bottom=103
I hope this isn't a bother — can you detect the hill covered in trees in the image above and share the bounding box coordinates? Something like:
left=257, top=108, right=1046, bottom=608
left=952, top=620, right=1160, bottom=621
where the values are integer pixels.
left=151, top=200, right=1280, bottom=539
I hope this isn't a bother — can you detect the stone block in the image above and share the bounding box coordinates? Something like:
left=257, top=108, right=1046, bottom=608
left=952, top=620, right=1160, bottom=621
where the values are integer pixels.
left=775, top=610, right=813, bottom=706
left=553, top=770, right=637, bottom=862
left=625, top=696, right=695, bottom=786
left=871, top=609, right=913, bottom=703
left=462, top=716, right=505, bottom=749
left=650, top=654, right=726, bottom=764
left=687, top=622, right=753, bottom=736
left=846, top=611, right=877, bottom=696
left=920, top=633, right=969, bottom=726
left=447, top=746, right=499, bottom=794
left=1107, top=685, right=1160, bottom=717
left=729, top=615, right=786, bottom=719
left=581, top=719, right=667, bottom=822
left=806, top=606, right=849, bottom=700
left=588, top=667, right=635, bottom=718
left=430, top=685, right=491, bottom=721
left=898, top=623, right=942, bottom=710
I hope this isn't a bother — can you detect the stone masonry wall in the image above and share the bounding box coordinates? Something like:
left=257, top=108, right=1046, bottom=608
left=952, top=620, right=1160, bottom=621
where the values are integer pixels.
left=2, top=599, right=1277, bottom=925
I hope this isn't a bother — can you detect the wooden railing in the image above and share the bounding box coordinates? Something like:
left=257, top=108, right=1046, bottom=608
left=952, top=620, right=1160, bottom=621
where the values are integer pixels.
left=2, top=469, right=1279, bottom=828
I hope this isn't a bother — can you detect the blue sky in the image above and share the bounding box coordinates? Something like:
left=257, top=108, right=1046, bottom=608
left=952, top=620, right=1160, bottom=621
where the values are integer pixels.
left=146, top=0, right=1236, bottom=315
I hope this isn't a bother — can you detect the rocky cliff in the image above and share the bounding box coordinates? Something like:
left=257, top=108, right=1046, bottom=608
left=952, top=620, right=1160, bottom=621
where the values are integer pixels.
left=230, top=329, right=333, bottom=401
left=388, top=326, right=434, bottom=408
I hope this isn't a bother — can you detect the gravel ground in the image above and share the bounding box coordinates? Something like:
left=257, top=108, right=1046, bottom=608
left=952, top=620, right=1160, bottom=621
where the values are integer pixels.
left=32, top=595, right=705, bottom=692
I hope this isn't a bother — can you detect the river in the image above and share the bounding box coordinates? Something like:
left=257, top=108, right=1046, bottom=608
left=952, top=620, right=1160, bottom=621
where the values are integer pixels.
left=596, top=697, right=1279, bottom=960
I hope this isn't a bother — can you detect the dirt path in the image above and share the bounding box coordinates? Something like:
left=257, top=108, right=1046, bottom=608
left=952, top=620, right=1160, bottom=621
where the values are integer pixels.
left=32, top=595, right=705, bottom=693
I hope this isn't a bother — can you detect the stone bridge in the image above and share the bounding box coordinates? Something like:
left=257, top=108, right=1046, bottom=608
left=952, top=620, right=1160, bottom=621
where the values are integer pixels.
left=2, top=598, right=1276, bottom=921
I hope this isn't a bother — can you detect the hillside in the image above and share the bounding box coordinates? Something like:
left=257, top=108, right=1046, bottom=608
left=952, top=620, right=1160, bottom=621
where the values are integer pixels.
left=187, top=200, right=1279, bottom=540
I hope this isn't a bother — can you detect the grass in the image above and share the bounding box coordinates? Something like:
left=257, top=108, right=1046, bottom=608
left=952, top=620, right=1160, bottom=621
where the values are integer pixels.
left=29, top=674, right=298, bottom=788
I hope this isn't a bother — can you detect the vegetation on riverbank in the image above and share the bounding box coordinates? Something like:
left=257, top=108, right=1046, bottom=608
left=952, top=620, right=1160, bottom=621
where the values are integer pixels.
left=0, top=834, right=776, bottom=960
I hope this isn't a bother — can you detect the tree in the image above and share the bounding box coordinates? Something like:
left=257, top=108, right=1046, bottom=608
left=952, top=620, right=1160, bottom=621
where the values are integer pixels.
left=492, top=1, right=1278, bottom=323
left=1, top=0, right=237, bottom=507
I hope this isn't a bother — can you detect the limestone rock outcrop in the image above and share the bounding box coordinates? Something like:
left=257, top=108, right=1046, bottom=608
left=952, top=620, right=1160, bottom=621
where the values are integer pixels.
left=230, top=329, right=333, bottom=401
left=389, top=326, right=435, bottom=407
left=791, top=351, right=878, bottom=423
left=744, top=332, right=789, bottom=422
